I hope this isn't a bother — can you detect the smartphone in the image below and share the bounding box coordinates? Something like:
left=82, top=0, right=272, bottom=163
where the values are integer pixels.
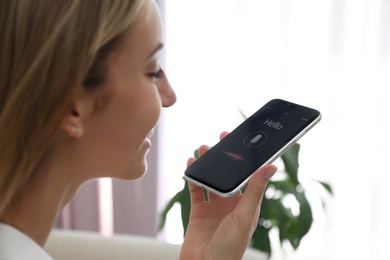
left=184, top=99, right=321, bottom=197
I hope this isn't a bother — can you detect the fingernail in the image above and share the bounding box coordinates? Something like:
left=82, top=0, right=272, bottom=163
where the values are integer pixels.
left=264, top=165, right=277, bottom=180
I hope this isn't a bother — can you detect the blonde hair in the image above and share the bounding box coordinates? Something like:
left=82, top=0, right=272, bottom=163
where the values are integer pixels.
left=0, top=0, right=145, bottom=216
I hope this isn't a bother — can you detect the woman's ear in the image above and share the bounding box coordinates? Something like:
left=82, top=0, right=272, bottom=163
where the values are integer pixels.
left=62, top=108, right=84, bottom=138
left=61, top=92, right=95, bottom=138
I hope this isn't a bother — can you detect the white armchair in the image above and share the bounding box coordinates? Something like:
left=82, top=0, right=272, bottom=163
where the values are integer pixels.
left=44, top=229, right=268, bottom=260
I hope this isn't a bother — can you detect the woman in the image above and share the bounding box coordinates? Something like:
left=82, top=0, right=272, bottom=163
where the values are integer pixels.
left=0, top=0, right=277, bottom=259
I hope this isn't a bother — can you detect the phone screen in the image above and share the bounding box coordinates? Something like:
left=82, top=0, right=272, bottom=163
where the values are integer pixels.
left=184, top=99, right=321, bottom=196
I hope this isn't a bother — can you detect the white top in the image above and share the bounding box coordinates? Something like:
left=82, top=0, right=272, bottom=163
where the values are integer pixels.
left=0, top=223, right=52, bottom=260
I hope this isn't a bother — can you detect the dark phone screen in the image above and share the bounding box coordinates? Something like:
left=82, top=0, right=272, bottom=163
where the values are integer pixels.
left=184, top=99, right=320, bottom=193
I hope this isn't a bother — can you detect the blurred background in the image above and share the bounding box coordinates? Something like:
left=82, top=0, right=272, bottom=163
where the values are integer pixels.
left=160, top=0, right=390, bottom=259
left=57, top=0, right=390, bottom=259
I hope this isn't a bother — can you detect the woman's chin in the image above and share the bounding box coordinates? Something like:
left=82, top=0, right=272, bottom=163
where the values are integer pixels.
left=133, top=165, right=148, bottom=180
left=120, top=159, right=149, bottom=181
left=114, top=148, right=151, bottom=180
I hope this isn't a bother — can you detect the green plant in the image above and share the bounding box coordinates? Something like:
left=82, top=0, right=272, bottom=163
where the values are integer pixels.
left=159, top=137, right=332, bottom=257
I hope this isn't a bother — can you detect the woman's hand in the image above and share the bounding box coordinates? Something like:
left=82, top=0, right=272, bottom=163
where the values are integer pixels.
left=180, top=132, right=277, bottom=260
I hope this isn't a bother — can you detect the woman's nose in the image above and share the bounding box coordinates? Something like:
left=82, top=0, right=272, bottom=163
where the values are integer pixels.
left=157, top=70, right=176, bottom=107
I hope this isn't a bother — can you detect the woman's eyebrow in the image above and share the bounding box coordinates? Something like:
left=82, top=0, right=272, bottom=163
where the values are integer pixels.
left=147, top=42, right=164, bottom=59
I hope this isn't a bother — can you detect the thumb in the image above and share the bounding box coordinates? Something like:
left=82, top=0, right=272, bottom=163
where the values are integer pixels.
left=234, top=164, right=277, bottom=228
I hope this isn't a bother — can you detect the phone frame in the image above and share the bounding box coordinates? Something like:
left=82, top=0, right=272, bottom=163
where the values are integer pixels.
left=183, top=99, right=322, bottom=197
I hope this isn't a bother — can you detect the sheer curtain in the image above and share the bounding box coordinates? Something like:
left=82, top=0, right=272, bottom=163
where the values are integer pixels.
left=158, top=0, right=390, bottom=259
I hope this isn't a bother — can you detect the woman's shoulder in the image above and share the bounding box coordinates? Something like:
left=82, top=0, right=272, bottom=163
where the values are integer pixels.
left=0, top=223, right=52, bottom=260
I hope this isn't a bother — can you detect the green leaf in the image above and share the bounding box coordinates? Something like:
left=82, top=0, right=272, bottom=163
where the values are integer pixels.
left=158, top=183, right=185, bottom=231
left=194, top=149, right=200, bottom=159
left=289, top=192, right=313, bottom=248
left=281, top=143, right=300, bottom=185
left=236, top=106, right=248, bottom=120
left=251, top=226, right=271, bottom=257
left=158, top=179, right=191, bottom=236
left=180, top=181, right=191, bottom=235
left=317, top=180, right=333, bottom=194
left=270, top=180, right=296, bottom=195
left=270, top=199, right=294, bottom=246
left=271, top=198, right=295, bottom=221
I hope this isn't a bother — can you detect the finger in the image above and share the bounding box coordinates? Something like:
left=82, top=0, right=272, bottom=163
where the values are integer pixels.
left=204, top=165, right=275, bottom=260
left=233, top=165, right=277, bottom=231
left=187, top=181, right=206, bottom=205
left=198, top=145, right=209, bottom=157
left=187, top=157, right=208, bottom=204
left=219, top=131, right=229, bottom=140
left=207, top=189, right=241, bottom=202
left=207, top=190, right=222, bottom=201
left=187, top=157, right=196, bottom=167
left=186, top=145, right=211, bottom=203
left=196, top=143, right=222, bottom=201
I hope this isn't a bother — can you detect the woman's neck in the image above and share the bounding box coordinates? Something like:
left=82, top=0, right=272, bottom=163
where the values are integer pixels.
left=1, top=162, right=81, bottom=247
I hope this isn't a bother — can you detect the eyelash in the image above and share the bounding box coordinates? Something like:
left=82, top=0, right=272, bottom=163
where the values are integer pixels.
left=148, top=68, right=163, bottom=79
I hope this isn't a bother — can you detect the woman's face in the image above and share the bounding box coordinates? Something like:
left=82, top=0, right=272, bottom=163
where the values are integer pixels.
left=80, top=0, right=176, bottom=180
